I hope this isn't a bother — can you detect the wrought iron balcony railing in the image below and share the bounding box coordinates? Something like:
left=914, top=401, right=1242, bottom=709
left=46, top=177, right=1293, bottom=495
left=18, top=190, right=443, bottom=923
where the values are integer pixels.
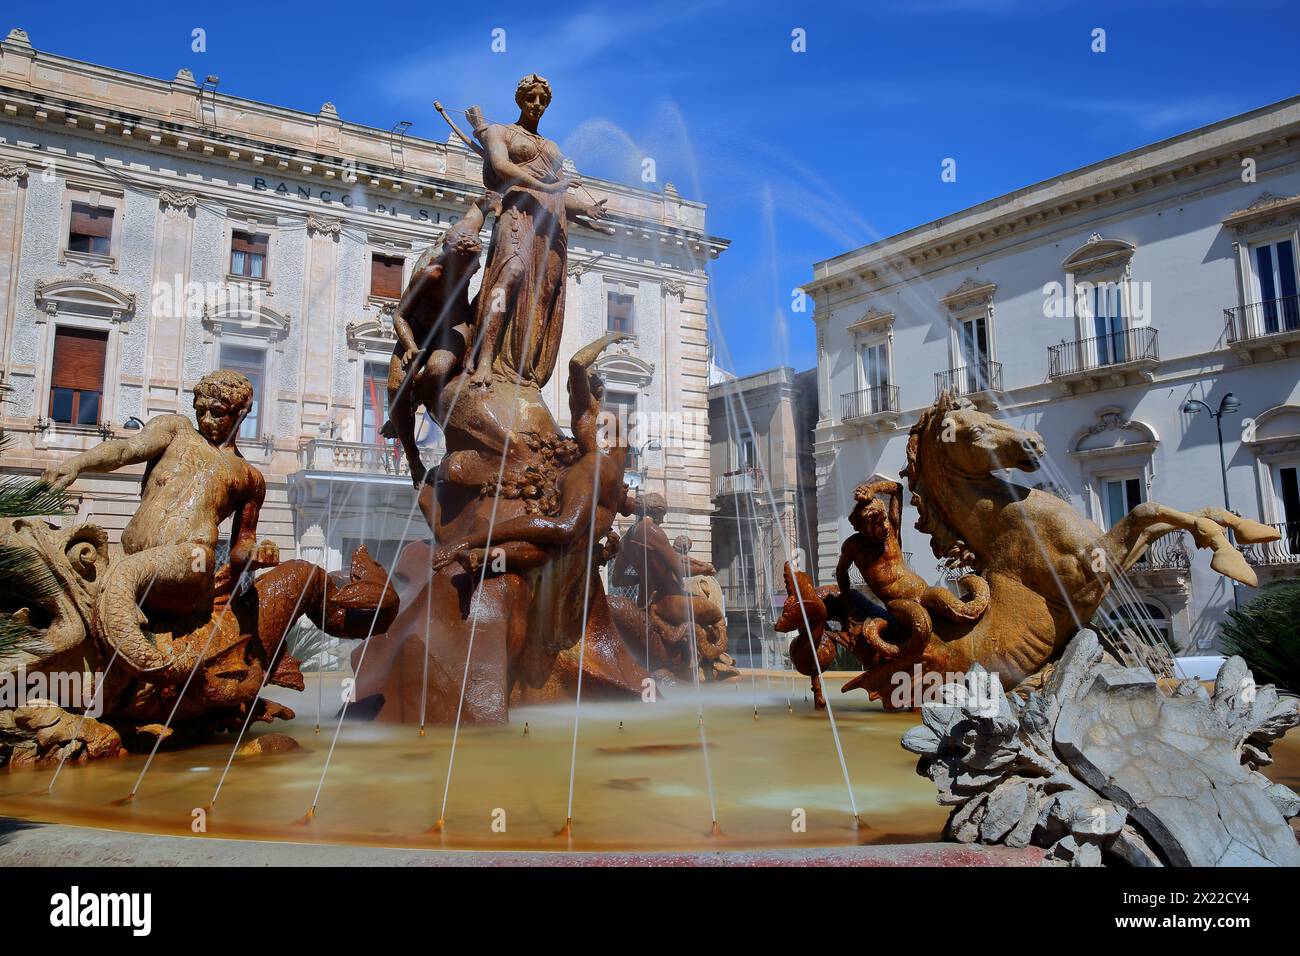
left=299, top=438, right=444, bottom=477
left=1225, top=295, right=1300, bottom=344
left=840, top=384, right=900, bottom=422
left=1131, top=531, right=1190, bottom=571
left=934, top=361, right=1002, bottom=400
left=715, top=467, right=765, bottom=498
left=1243, top=521, right=1300, bottom=566
left=1048, top=326, right=1159, bottom=378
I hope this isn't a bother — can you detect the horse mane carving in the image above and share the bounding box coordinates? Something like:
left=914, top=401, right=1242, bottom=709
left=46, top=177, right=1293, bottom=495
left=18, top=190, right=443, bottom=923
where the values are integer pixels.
left=901, top=391, right=980, bottom=571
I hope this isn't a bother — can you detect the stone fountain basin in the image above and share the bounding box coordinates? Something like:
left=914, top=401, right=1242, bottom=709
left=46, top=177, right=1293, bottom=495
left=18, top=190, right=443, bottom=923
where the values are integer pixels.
left=3, top=674, right=1298, bottom=858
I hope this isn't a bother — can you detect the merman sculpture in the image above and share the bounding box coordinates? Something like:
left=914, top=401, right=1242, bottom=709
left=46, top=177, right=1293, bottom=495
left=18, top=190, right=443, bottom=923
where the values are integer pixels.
left=0, top=370, right=399, bottom=766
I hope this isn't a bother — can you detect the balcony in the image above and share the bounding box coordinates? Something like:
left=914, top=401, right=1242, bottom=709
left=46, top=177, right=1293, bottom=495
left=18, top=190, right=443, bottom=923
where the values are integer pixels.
left=1128, top=531, right=1191, bottom=596
left=1225, top=296, right=1300, bottom=362
left=934, top=361, right=1002, bottom=405
left=1048, top=326, right=1160, bottom=393
left=840, top=384, right=900, bottom=430
left=1243, top=521, right=1300, bottom=568
left=714, top=467, right=765, bottom=499
left=721, top=584, right=768, bottom=614
left=298, top=438, right=444, bottom=479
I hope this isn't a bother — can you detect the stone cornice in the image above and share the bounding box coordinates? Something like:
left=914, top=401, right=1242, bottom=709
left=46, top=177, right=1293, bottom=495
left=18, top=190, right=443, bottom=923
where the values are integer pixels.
left=845, top=307, right=895, bottom=336
left=806, top=96, right=1300, bottom=295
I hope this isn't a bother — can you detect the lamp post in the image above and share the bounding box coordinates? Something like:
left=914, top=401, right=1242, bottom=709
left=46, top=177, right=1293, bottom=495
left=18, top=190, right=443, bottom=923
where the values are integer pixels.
left=1182, top=392, right=1243, bottom=609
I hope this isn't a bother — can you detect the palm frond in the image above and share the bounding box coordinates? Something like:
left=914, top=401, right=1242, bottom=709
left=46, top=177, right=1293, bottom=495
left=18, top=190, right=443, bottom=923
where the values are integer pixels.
left=0, top=543, right=63, bottom=603
left=0, top=476, right=73, bottom=520
left=0, top=613, right=41, bottom=664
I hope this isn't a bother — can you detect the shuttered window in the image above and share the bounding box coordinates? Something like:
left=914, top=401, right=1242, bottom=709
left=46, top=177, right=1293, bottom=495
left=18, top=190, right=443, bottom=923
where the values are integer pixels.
left=67, top=203, right=113, bottom=256
left=218, top=344, right=266, bottom=440
left=607, top=291, right=634, bottom=333
left=230, top=231, right=269, bottom=279
left=370, top=254, right=404, bottom=300
left=49, top=327, right=108, bottom=426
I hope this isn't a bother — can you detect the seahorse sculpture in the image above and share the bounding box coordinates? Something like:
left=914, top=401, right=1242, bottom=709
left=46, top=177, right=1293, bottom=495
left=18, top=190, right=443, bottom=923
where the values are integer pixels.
left=777, top=392, right=1279, bottom=707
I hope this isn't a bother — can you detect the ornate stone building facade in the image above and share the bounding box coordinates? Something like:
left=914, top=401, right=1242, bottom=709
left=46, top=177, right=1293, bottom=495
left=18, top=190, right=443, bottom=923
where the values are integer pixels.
left=0, top=27, right=726, bottom=572
left=807, top=95, right=1300, bottom=654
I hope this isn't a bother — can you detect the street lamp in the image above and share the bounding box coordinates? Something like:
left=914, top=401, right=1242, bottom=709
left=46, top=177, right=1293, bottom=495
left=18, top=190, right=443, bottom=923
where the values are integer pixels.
left=1182, top=392, right=1242, bottom=608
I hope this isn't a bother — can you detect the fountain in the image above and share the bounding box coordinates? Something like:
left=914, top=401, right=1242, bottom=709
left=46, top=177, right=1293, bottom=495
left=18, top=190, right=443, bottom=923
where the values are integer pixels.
left=2, top=74, right=1299, bottom=867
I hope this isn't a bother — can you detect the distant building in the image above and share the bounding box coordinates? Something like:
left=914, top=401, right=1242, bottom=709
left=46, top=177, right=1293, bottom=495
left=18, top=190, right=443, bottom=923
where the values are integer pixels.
left=708, top=365, right=819, bottom=667
left=805, top=96, right=1300, bottom=653
left=0, top=27, right=727, bottom=573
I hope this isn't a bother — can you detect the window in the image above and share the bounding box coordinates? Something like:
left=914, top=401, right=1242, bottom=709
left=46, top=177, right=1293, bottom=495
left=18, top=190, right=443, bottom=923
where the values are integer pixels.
left=370, top=254, right=405, bottom=300
left=736, top=431, right=756, bottom=471
left=1249, top=238, right=1300, bottom=333
left=1088, top=282, right=1127, bottom=365
left=958, top=315, right=990, bottom=391
left=49, top=327, right=107, bottom=426
left=860, top=342, right=890, bottom=410
left=361, top=361, right=389, bottom=445
left=230, top=231, right=269, bottom=280
left=218, top=343, right=266, bottom=440
left=67, top=203, right=113, bottom=257
left=1279, top=465, right=1299, bottom=525
left=607, top=291, right=635, bottom=334
left=1102, top=475, right=1144, bottom=528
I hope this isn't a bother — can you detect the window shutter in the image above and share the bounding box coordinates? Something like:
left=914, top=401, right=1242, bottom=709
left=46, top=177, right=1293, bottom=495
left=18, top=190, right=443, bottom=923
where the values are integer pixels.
left=371, top=254, right=404, bottom=299
left=70, top=203, right=113, bottom=239
left=51, top=328, right=108, bottom=391
left=231, top=231, right=269, bottom=255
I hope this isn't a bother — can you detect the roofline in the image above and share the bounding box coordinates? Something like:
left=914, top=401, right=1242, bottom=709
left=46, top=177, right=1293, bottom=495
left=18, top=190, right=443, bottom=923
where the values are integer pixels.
left=808, top=93, right=1300, bottom=287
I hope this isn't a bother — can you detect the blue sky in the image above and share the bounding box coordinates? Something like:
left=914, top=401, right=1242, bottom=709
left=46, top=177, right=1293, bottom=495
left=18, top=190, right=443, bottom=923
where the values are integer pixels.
left=11, top=0, right=1299, bottom=375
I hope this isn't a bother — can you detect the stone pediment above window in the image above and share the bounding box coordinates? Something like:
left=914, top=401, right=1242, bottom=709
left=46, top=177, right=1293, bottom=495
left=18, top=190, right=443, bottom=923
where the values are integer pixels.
left=201, top=300, right=290, bottom=340
left=1062, top=234, right=1136, bottom=277
left=1070, top=406, right=1159, bottom=460
left=35, top=272, right=135, bottom=322
left=1244, top=404, right=1300, bottom=457
left=941, top=277, right=997, bottom=313
left=595, top=350, right=655, bottom=390
left=346, top=315, right=396, bottom=351
left=1222, top=192, right=1300, bottom=236
left=846, top=307, right=895, bottom=336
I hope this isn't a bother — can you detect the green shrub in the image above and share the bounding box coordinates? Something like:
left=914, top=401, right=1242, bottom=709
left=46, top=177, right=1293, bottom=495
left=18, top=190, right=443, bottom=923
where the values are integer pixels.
left=1220, top=580, right=1300, bottom=694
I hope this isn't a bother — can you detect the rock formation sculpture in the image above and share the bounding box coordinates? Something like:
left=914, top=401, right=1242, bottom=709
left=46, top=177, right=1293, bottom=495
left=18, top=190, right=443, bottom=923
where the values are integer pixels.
left=901, top=630, right=1300, bottom=866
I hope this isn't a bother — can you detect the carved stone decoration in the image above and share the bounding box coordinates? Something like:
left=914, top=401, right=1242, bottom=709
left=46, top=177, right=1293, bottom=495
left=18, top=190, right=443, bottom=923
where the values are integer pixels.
left=0, top=161, right=29, bottom=181
left=661, top=278, right=686, bottom=300
left=902, top=631, right=1300, bottom=866
left=306, top=214, right=343, bottom=238
left=941, top=276, right=997, bottom=313
left=1223, top=192, right=1300, bottom=236
left=158, top=188, right=198, bottom=212
left=35, top=273, right=135, bottom=322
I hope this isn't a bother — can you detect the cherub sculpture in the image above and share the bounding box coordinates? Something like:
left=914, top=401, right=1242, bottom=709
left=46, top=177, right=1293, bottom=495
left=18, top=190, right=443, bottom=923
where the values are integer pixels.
left=382, top=189, right=501, bottom=486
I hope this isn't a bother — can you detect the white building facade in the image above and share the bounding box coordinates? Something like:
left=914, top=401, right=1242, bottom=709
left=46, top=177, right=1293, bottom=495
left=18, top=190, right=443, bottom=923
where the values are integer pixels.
left=807, top=96, right=1300, bottom=654
left=0, top=28, right=725, bottom=573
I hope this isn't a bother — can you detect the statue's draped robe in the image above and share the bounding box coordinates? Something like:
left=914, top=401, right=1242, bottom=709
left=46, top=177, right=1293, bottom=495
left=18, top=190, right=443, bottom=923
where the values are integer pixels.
left=477, top=125, right=568, bottom=388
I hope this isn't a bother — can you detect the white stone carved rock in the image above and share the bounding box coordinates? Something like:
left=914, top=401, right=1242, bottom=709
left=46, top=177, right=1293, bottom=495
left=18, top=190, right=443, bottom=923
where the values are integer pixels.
left=902, top=630, right=1300, bottom=866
